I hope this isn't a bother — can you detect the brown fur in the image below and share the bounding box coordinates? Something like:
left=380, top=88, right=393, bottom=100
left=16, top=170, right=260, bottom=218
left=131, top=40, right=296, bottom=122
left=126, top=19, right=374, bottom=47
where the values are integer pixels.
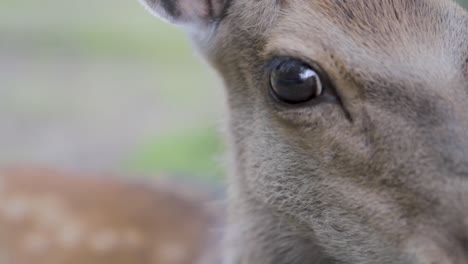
left=0, top=167, right=222, bottom=264
left=141, top=0, right=468, bottom=263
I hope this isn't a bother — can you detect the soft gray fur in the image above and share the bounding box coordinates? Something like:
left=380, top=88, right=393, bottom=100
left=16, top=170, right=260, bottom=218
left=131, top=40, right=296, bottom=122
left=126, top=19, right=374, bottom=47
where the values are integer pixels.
left=140, top=0, right=468, bottom=263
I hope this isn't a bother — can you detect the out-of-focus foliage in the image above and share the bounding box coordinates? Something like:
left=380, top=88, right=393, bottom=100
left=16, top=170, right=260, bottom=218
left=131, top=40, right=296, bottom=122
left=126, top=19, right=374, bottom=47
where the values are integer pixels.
left=128, top=127, right=223, bottom=180
left=0, top=0, right=223, bottom=179
left=461, top=0, right=468, bottom=8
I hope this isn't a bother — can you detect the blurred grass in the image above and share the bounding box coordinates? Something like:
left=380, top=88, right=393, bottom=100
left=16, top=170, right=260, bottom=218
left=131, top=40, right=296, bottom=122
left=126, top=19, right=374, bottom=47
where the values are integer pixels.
left=0, top=0, right=218, bottom=102
left=0, top=0, right=224, bottom=178
left=128, top=127, right=224, bottom=180
left=0, top=0, right=187, bottom=58
left=462, top=0, right=468, bottom=8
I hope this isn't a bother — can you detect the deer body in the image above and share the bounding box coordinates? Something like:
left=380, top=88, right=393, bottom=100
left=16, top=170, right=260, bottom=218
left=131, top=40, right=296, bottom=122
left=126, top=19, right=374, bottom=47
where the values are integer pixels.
left=0, top=168, right=221, bottom=264
left=140, top=0, right=468, bottom=263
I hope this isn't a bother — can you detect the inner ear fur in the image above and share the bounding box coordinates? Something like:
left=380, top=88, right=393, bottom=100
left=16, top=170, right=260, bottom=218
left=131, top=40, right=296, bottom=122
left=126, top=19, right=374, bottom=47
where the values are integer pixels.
left=140, top=0, right=228, bottom=26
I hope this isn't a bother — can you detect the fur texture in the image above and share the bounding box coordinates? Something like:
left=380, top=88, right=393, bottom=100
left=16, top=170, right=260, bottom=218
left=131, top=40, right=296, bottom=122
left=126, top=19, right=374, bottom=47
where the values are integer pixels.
left=141, top=0, right=468, bottom=263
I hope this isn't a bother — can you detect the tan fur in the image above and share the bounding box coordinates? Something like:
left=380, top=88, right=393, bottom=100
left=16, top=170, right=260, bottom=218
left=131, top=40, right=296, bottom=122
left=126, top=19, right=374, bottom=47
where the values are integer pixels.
left=0, top=167, right=222, bottom=264
left=141, top=0, right=468, bottom=263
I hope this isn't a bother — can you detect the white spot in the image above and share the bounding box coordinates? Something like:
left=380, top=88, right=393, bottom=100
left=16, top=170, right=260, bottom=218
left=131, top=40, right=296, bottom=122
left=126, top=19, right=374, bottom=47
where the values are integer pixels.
left=34, top=195, right=66, bottom=227
left=154, top=242, right=187, bottom=263
left=56, top=222, right=83, bottom=249
left=90, top=229, right=119, bottom=253
left=1, top=196, right=30, bottom=221
left=23, top=232, right=50, bottom=254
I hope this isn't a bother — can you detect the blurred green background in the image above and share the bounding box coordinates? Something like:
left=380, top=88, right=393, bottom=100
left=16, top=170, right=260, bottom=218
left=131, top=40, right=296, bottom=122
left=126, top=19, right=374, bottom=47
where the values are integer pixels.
left=0, top=0, right=224, bottom=179
left=0, top=0, right=467, bottom=180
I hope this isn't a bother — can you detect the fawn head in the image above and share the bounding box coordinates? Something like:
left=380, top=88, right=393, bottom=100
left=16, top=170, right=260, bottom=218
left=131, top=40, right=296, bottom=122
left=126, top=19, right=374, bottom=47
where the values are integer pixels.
left=141, top=0, right=468, bottom=263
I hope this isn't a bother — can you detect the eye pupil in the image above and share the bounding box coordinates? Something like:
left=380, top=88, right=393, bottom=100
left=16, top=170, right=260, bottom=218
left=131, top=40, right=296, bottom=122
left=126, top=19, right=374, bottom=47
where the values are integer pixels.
left=270, top=59, right=323, bottom=104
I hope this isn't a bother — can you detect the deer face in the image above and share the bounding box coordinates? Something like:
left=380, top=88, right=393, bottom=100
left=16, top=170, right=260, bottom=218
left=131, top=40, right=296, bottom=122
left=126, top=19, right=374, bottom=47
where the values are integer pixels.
left=142, top=0, right=468, bottom=262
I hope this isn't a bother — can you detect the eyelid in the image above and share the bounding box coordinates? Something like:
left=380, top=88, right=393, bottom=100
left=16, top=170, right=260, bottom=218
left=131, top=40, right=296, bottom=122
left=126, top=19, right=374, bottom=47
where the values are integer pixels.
left=262, top=56, right=286, bottom=74
left=264, top=55, right=325, bottom=74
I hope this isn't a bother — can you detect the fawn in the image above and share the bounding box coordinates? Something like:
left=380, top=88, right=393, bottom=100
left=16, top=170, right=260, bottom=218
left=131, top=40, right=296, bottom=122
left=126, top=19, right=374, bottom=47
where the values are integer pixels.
left=140, top=0, right=468, bottom=263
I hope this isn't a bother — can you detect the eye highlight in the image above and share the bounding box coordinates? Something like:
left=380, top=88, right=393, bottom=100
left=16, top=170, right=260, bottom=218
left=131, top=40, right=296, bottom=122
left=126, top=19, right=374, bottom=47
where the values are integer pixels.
left=269, top=59, right=323, bottom=104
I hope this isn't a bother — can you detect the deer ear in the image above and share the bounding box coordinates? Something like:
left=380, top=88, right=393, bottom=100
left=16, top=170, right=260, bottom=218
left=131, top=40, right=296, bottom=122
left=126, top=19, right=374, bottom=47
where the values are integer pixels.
left=140, top=0, right=228, bottom=27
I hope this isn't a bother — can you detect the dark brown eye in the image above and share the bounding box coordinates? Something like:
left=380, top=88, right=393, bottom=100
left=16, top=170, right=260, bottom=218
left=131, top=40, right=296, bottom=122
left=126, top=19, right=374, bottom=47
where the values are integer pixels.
left=270, top=59, right=323, bottom=104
